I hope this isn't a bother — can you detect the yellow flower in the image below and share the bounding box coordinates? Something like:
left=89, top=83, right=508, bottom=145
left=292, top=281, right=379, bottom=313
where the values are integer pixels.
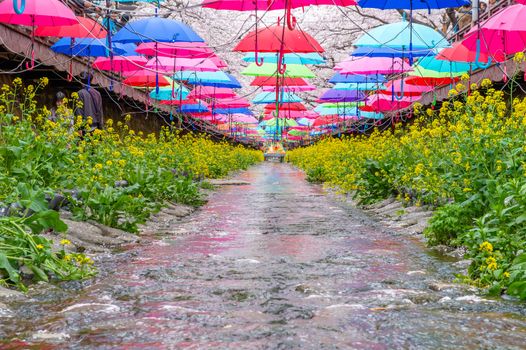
left=479, top=241, right=493, bottom=253
left=503, top=272, right=510, bottom=278
left=60, top=239, right=71, bottom=246
left=36, top=244, right=44, bottom=250
left=94, top=163, right=103, bottom=171
left=106, top=160, right=113, bottom=166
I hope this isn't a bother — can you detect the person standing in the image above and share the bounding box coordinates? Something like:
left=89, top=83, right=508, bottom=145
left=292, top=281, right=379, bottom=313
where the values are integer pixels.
left=76, top=71, right=104, bottom=131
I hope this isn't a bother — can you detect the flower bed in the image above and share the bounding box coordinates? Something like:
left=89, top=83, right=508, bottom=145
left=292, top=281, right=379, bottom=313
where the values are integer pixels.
left=288, top=79, right=526, bottom=300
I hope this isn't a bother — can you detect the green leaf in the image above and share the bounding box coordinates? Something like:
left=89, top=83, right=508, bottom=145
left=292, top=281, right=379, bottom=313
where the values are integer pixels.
left=508, top=281, right=526, bottom=299
left=24, top=210, right=68, bottom=234
left=28, top=264, right=49, bottom=282
left=0, top=252, right=20, bottom=284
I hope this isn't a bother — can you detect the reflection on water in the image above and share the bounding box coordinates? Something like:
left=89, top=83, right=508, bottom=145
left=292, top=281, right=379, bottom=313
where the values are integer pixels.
left=1, top=163, right=526, bottom=349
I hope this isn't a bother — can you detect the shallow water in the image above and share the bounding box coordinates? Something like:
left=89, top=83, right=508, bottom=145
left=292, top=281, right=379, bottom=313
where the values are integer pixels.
left=1, top=163, right=526, bottom=349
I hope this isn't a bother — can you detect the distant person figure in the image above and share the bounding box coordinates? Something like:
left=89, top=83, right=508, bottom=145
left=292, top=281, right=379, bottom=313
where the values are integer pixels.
left=50, top=91, right=66, bottom=122
left=456, top=4, right=472, bottom=30
left=76, top=71, right=104, bottom=131
left=479, top=0, right=488, bottom=14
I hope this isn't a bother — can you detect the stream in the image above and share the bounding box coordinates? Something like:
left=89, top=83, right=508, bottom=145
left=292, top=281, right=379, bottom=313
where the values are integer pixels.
left=1, top=163, right=525, bottom=349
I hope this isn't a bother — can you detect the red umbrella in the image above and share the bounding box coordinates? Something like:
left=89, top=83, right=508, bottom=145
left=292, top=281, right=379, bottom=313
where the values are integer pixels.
left=436, top=42, right=491, bottom=63
left=160, top=99, right=201, bottom=106
left=361, top=94, right=416, bottom=112
left=378, top=78, right=432, bottom=97
left=405, top=76, right=459, bottom=87
left=234, top=25, right=324, bottom=54
left=35, top=16, right=106, bottom=38
left=123, top=70, right=170, bottom=88
left=93, top=56, right=147, bottom=73
left=251, top=76, right=310, bottom=87
left=146, top=57, right=219, bottom=73
left=313, top=115, right=345, bottom=126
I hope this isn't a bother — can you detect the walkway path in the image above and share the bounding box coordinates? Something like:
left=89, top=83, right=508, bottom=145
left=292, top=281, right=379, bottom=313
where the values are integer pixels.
left=1, top=163, right=526, bottom=349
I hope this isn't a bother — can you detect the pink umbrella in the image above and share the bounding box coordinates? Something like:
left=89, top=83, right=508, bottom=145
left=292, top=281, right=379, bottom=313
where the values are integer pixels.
left=35, top=16, right=106, bottom=38
left=136, top=42, right=213, bottom=57
left=188, top=87, right=236, bottom=99
left=0, top=0, right=77, bottom=69
left=461, top=2, right=526, bottom=66
left=378, top=78, right=432, bottom=97
left=361, top=94, right=418, bottom=112
left=231, top=114, right=259, bottom=123
left=201, top=0, right=356, bottom=11
left=335, top=57, right=411, bottom=75
left=146, top=57, right=219, bottom=73
left=264, top=110, right=305, bottom=119
left=93, top=56, right=147, bottom=73
left=213, top=98, right=251, bottom=108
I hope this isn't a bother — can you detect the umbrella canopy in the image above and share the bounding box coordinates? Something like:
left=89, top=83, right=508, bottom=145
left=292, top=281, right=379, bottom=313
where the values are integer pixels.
left=379, top=78, right=432, bottom=96
left=329, top=73, right=386, bottom=83
left=264, top=110, right=307, bottom=119
left=135, top=41, right=213, bottom=57
left=93, top=55, right=147, bottom=72
left=234, top=24, right=324, bottom=53
left=264, top=102, right=306, bottom=111
left=189, top=87, right=237, bottom=99
left=213, top=107, right=253, bottom=115
left=336, top=56, right=411, bottom=75
left=123, top=70, right=170, bottom=87
left=351, top=46, right=435, bottom=58
left=242, top=63, right=316, bottom=78
left=357, top=0, right=469, bottom=9
left=313, top=115, right=345, bottom=126
left=251, top=76, right=310, bottom=87
left=188, top=73, right=242, bottom=88
left=461, top=3, right=526, bottom=60
left=0, top=0, right=76, bottom=26
left=354, top=21, right=449, bottom=50
left=358, top=111, right=384, bottom=119
left=262, top=84, right=316, bottom=92
left=264, top=118, right=298, bottom=127
left=213, top=97, right=251, bottom=108
left=202, top=0, right=356, bottom=10
left=146, top=57, right=219, bottom=73
left=297, top=117, right=315, bottom=126
left=363, top=94, right=417, bottom=111
left=253, top=91, right=302, bottom=104
left=334, top=82, right=385, bottom=90
left=35, top=16, right=106, bottom=38
left=411, top=65, right=466, bottom=79
left=243, top=52, right=325, bottom=65
left=159, top=98, right=200, bottom=105
left=51, top=37, right=126, bottom=57
left=113, top=17, right=204, bottom=44
left=405, top=75, right=459, bottom=86
left=176, top=103, right=210, bottom=113
left=415, top=56, right=471, bottom=73
left=319, top=89, right=366, bottom=102
left=150, top=79, right=190, bottom=100
left=436, top=42, right=490, bottom=63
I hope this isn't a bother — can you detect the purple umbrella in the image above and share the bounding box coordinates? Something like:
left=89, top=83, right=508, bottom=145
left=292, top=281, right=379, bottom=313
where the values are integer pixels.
left=318, top=89, right=366, bottom=103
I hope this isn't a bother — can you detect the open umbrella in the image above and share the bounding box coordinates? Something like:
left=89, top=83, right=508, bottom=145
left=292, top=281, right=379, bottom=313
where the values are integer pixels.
left=35, top=16, right=106, bottom=38
left=242, top=63, right=316, bottom=78
left=112, top=17, right=204, bottom=44
left=350, top=46, right=435, bottom=58
left=188, top=87, right=237, bottom=99
left=243, top=52, right=325, bottom=65
left=335, top=56, right=411, bottom=75
left=436, top=41, right=490, bottom=63
left=264, top=102, right=306, bottom=111
left=123, top=69, right=170, bottom=88
left=329, top=73, right=386, bottom=83
left=136, top=41, right=211, bottom=57
left=262, top=84, right=316, bottom=92
left=251, top=76, right=310, bottom=87
left=253, top=91, right=302, bottom=104
left=334, top=82, right=385, bottom=90
left=318, top=89, right=366, bottom=103
left=357, top=0, right=468, bottom=9
left=0, top=0, right=76, bottom=69
left=379, top=78, right=432, bottom=96
left=146, top=57, right=219, bottom=73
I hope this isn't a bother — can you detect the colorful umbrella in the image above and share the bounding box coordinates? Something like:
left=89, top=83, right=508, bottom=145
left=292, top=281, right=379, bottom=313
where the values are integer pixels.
left=379, top=78, right=432, bottom=96
left=415, top=56, right=470, bottom=74
left=335, top=57, right=411, bottom=75
left=0, top=0, right=76, bottom=26
left=264, top=102, right=306, bottom=111
left=123, top=70, right=170, bottom=88
left=242, top=63, right=316, bottom=78
left=329, top=73, right=386, bottom=83
left=351, top=46, right=435, bottom=58
left=213, top=98, right=251, bottom=108
left=51, top=37, right=125, bottom=57
left=112, top=17, right=204, bottom=44
left=262, top=84, right=316, bottom=92
left=253, top=91, right=302, bottom=104
left=334, top=82, right=385, bottom=90
left=436, top=41, right=490, bottom=63
left=357, top=0, right=469, bottom=9
left=35, top=16, right=106, bottom=38
left=202, top=0, right=356, bottom=11
left=243, top=52, right=325, bottom=65
left=318, top=89, right=366, bottom=102
left=146, top=57, right=219, bottom=73
left=251, top=76, right=310, bottom=87
left=188, top=87, right=237, bottom=99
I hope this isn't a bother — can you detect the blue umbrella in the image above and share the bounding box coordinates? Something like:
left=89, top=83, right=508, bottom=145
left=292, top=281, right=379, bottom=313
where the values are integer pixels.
left=213, top=108, right=253, bottom=115
left=112, top=17, right=204, bottom=44
left=350, top=46, right=435, bottom=58
left=358, top=111, right=384, bottom=120
left=354, top=21, right=449, bottom=50
left=252, top=91, right=302, bottom=104
left=192, top=73, right=242, bottom=88
left=357, top=0, right=469, bottom=10
left=175, top=103, right=209, bottom=113
left=150, top=85, right=189, bottom=101
left=174, top=70, right=230, bottom=83
left=51, top=37, right=126, bottom=57
left=329, top=73, right=386, bottom=84
left=242, top=52, right=325, bottom=65
left=319, top=90, right=366, bottom=103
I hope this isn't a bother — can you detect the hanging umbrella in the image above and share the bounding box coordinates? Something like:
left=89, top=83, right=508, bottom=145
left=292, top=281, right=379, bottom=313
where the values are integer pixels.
left=405, top=75, right=459, bottom=86
left=146, top=57, right=219, bottom=73
left=123, top=69, right=170, bottom=88
left=51, top=37, right=126, bottom=57
left=358, top=111, right=384, bottom=119
left=159, top=98, right=200, bottom=105
left=329, top=73, right=386, bottom=83
left=202, top=0, right=356, bottom=10
left=234, top=24, right=324, bottom=53
left=415, top=56, right=471, bottom=73
left=112, top=17, right=204, bottom=44
left=354, top=21, right=449, bottom=50
left=264, top=102, right=306, bottom=111
left=150, top=78, right=190, bottom=100
left=264, top=117, right=298, bottom=127
left=411, top=65, right=466, bottom=79
left=362, top=94, right=417, bottom=112
left=188, top=87, right=237, bottom=99
left=461, top=3, right=526, bottom=65
left=436, top=41, right=490, bottom=63
left=297, top=117, right=315, bottom=126
left=335, top=57, right=411, bottom=75
left=350, top=46, right=435, bottom=58
left=136, top=41, right=212, bottom=57
left=213, top=107, right=253, bottom=115
left=251, top=76, right=310, bottom=87
left=318, top=89, right=366, bottom=102
left=264, top=110, right=307, bottom=119
left=214, top=98, right=251, bottom=108
left=242, top=63, right=316, bottom=78
left=263, top=84, right=316, bottom=92
left=0, top=0, right=76, bottom=26
left=313, top=115, right=345, bottom=126
left=253, top=91, right=302, bottom=104
left=35, top=16, right=106, bottom=38
left=243, top=52, right=325, bottom=65
left=185, top=72, right=242, bottom=88
left=357, top=0, right=468, bottom=9
left=175, top=103, right=210, bottom=114
left=334, top=82, right=385, bottom=90
left=379, top=78, right=432, bottom=96
left=93, top=55, right=147, bottom=73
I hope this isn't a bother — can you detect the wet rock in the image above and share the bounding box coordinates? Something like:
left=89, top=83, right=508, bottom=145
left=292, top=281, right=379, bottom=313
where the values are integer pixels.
left=0, top=302, right=12, bottom=317
left=445, top=247, right=468, bottom=259
left=60, top=303, right=121, bottom=314
left=161, top=203, right=195, bottom=218
left=428, top=282, right=463, bottom=292
left=407, top=270, right=426, bottom=275
left=63, top=219, right=119, bottom=247
left=364, top=197, right=396, bottom=210
left=208, top=179, right=250, bottom=186
left=373, top=201, right=404, bottom=215
left=88, top=221, right=138, bottom=244
left=408, top=293, right=442, bottom=305
left=0, top=286, right=25, bottom=300
left=452, top=259, right=472, bottom=272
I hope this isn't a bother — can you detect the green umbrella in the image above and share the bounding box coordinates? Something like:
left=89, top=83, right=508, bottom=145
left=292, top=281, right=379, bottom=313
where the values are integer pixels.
left=264, top=117, right=298, bottom=127
left=410, top=65, right=466, bottom=79
left=242, top=63, right=315, bottom=78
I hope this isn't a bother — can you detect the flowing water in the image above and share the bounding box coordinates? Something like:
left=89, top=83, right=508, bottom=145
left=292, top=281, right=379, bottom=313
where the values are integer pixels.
left=1, top=163, right=526, bottom=349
